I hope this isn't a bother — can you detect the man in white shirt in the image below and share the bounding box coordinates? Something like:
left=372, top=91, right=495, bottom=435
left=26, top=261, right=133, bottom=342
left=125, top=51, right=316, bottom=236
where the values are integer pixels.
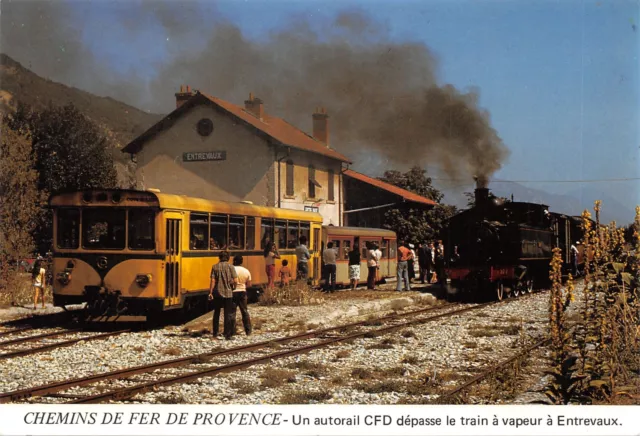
left=322, top=242, right=337, bottom=292
left=366, top=242, right=380, bottom=290
left=295, top=236, right=311, bottom=280
left=231, top=255, right=252, bottom=336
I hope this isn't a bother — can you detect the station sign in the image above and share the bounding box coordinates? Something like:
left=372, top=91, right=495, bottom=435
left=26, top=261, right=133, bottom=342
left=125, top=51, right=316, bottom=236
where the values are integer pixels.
left=304, top=206, right=319, bottom=213
left=183, top=151, right=227, bottom=162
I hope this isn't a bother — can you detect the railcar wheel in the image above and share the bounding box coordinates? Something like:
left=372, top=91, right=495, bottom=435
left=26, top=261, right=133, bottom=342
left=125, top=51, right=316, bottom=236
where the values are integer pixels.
left=513, top=286, right=520, bottom=297
left=526, top=279, right=534, bottom=293
left=495, top=282, right=504, bottom=301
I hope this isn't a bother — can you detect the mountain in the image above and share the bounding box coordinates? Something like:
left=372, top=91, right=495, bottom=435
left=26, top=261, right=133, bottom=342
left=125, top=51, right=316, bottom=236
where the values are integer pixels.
left=0, top=54, right=163, bottom=185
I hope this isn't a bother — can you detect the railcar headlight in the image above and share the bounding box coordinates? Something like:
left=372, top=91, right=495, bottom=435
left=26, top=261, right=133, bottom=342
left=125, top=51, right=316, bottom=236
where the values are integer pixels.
left=135, top=274, right=152, bottom=288
left=57, top=271, right=71, bottom=286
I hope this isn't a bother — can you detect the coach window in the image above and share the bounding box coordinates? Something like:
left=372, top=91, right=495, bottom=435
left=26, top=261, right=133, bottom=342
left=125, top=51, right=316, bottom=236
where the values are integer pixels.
left=342, top=240, right=351, bottom=260
left=128, top=209, right=155, bottom=250
left=189, top=214, right=209, bottom=250
left=210, top=214, right=228, bottom=250
left=261, top=218, right=274, bottom=249
left=275, top=220, right=287, bottom=249
left=287, top=221, right=299, bottom=248
left=56, top=208, right=80, bottom=249
left=300, top=222, right=310, bottom=248
left=330, top=240, right=341, bottom=258
left=246, top=217, right=256, bottom=250
left=389, top=240, right=397, bottom=260
left=229, top=216, right=245, bottom=249
left=286, top=160, right=294, bottom=197
left=380, top=240, right=388, bottom=259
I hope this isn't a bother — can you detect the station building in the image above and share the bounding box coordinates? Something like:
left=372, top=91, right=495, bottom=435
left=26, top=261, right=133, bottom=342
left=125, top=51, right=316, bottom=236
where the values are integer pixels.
left=123, top=87, right=436, bottom=227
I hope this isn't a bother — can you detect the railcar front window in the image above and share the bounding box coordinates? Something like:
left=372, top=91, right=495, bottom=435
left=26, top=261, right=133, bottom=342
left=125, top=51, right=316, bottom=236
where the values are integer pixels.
left=57, top=209, right=80, bottom=249
left=82, top=209, right=126, bottom=250
left=128, top=209, right=156, bottom=250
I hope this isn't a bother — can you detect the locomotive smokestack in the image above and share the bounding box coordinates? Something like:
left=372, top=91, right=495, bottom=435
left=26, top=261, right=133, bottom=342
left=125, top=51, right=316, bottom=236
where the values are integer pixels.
left=474, top=176, right=490, bottom=208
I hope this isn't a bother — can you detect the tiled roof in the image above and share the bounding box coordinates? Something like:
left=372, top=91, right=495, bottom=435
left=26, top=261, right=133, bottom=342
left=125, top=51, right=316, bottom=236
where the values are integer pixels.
left=343, top=169, right=437, bottom=206
left=122, top=91, right=351, bottom=163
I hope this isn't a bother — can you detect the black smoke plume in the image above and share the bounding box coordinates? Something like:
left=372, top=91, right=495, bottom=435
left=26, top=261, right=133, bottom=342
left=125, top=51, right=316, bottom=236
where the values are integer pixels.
left=1, top=1, right=509, bottom=182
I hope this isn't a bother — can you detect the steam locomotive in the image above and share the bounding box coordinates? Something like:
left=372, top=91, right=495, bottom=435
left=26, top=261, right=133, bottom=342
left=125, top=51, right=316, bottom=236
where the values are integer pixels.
left=442, top=184, right=586, bottom=300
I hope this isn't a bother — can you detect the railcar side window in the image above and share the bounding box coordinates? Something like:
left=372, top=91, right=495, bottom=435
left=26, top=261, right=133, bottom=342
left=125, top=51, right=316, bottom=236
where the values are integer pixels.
left=56, top=208, right=80, bottom=249
left=210, top=214, right=228, bottom=250
left=300, top=222, right=310, bottom=248
left=229, top=216, right=245, bottom=250
left=330, top=240, right=341, bottom=257
left=275, top=220, right=287, bottom=249
left=128, top=209, right=156, bottom=250
left=246, top=217, right=256, bottom=250
left=189, top=213, right=208, bottom=250
left=261, top=218, right=274, bottom=249
left=83, top=208, right=126, bottom=250
left=287, top=221, right=299, bottom=248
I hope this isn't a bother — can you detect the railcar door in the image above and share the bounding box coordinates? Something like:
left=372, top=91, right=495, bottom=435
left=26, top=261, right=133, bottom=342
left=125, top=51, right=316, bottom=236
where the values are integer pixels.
left=164, top=214, right=182, bottom=307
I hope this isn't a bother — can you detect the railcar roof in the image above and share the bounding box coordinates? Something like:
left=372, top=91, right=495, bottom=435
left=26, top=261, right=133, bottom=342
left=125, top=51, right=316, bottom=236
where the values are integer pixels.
left=324, top=226, right=396, bottom=237
left=49, top=189, right=324, bottom=222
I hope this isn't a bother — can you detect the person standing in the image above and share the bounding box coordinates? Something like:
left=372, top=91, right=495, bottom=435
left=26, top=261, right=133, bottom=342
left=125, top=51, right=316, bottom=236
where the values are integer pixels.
left=32, top=256, right=46, bottom=310
left=263, top=242, right=280, bottom=290
left=322, top=242, right=337, bottom=292
left=396, top=241, right=413, bottom=291
left=348, top=242, right=361, bottom=290
left=435, top=240, right=445, bottom=286
left=418, top=243, right=429, bottom=284
left=231, top=255, right=252, bottom=337
left=427, top=242, right=436, bottom=283
left=408, top=243, right=417, bottom=283
left=279, top=259, right=291, bottom=287
left=295, top=236, right=311, bottom=281
left=374, top=243, right=383, bottom=283
left=366, top=242, right=378, bottom=290
left=570, top=242, right=580, bottom=277
left=209, top=251, right=238, bottom=340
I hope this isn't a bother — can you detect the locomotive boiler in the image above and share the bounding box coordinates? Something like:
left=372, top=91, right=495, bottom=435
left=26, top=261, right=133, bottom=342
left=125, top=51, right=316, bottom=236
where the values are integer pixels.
left=443, top=183, right=585, bottom=300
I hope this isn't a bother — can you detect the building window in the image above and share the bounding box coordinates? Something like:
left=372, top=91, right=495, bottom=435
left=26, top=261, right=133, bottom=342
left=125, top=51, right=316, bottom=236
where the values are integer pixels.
left=308, top=165, right=321, bottom=199
left=286, top=160, right=294, bottom=197
left=328, top=169, right=335, bottom=201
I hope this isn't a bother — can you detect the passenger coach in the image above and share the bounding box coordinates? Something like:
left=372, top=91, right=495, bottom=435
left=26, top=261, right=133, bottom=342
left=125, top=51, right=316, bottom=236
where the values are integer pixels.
left=50, top=189, right=323, bottom=319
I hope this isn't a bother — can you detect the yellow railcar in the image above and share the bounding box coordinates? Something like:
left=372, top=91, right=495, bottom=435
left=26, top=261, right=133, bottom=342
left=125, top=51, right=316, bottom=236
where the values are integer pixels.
left=50, top=189, right=323, bottom=319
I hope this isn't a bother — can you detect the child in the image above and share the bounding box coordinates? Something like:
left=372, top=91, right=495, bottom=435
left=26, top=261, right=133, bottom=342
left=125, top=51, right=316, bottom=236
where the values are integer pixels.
left=279, top=259, right=291, bottom=287
left=32, top=256, right=46, bottom=310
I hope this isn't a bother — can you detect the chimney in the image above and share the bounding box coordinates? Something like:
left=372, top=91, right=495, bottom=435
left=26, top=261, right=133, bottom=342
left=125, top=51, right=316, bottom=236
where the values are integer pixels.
left=312, top=107, right=329, bottom=146
left=175, top=84, right=196, bottom=109
left=474, top=176, right=490, bottom=209
left=244, top=93, right=264, bottom=120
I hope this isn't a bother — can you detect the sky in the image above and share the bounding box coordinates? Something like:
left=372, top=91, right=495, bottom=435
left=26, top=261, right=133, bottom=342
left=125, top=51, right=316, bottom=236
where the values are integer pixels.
left=1, top=0, right=639, bottom=220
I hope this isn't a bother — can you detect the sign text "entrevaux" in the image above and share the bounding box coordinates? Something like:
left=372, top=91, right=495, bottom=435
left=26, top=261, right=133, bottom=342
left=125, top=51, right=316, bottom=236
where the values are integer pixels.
left=183, top=151, right=227, bottom=162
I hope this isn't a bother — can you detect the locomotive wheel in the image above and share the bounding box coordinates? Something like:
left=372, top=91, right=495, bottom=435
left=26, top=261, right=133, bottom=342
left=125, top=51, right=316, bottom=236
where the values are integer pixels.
left=495, top=282, right=504, bottom=301
left=513, top=286, right=520, bottom=297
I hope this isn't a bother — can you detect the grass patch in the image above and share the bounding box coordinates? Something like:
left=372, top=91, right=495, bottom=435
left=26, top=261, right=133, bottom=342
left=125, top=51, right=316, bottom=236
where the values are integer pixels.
left=351, top=367, right=374, bottom=380
left=402, top=354, right=419, bottom=365
left=500, top=324, right=521, bottom=335
left=334, top=349, right=350, bottom=360
left=463, top=341, right=478, bottom=349
left=468, top=326, right=500, bottom=338
left=155, top=393, right=186, bottom=404
left=356, top=380, right=405, bottom=394
left=160, top=347, right=182, bottom=356
left=132, top=346, right=145, bottom=352
left=401, top=330, right=416, bottom=338
left=279, top=389, right=332, bottom=404
left=260, top=368, right=297, bottom=388
left=230, top=379, right=258, bottom=395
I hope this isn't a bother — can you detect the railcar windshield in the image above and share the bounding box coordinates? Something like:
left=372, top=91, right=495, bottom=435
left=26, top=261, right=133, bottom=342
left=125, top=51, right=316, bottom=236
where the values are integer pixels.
left=128, top=209, right=156, bottom=250
left=82, top=209, right=126, bottom=250
left=57, top=208, right=80, bottom=249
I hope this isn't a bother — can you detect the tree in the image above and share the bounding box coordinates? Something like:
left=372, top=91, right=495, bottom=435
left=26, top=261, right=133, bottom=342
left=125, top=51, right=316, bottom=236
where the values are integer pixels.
left=11, top=103, right=118, bottom=251
left=29, top=104, right=117, bottom=194
left=378, top=166, right=457, bottom=244
left=0, top=113, right=47, bottom=300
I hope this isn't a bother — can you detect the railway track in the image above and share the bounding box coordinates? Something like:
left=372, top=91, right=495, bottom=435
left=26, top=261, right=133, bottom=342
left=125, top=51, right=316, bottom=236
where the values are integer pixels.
left=434, top=336, right=550, bottom=403
left=1, top=289, right=549, bottom=404
left=0, top=328, right=132, bottom=360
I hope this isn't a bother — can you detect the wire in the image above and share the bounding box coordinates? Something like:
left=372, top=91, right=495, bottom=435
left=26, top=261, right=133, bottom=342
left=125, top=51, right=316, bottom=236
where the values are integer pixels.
left=430, top=177, right=640, bottom=184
